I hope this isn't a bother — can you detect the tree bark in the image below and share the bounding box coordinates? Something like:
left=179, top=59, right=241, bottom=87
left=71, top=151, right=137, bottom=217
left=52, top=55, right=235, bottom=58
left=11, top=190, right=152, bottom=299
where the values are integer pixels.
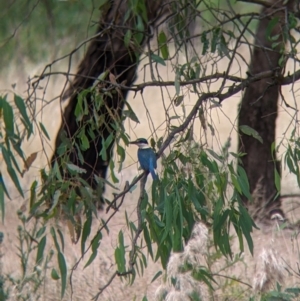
left=238, top=2, right=294, bottom=220
left=52, top=0, right=166, bottom=198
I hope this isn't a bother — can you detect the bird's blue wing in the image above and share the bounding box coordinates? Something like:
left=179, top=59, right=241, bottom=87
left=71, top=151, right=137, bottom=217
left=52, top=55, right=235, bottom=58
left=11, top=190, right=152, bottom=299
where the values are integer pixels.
left=149, top=150, right=157, bottom=169
left=137, top=148, right=158, bottom=180
left=151, top=149, right=157, bottom=169
left=137, top=149, right=150, bottom=170
left=148, top=150, right=158, bottom=179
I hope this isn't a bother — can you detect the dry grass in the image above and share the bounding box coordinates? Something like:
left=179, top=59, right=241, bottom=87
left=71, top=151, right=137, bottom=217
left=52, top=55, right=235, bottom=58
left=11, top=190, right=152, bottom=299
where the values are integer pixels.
left=1, top=43, right=300, bottom=300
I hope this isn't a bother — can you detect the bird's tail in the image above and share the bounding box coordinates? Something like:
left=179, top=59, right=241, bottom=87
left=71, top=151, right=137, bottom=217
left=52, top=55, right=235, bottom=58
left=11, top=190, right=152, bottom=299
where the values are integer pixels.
left=150, top=169, right=159, bottom=180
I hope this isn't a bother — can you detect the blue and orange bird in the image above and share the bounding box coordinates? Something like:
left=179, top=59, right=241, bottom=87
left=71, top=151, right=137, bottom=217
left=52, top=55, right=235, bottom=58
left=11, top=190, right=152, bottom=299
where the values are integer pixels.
left=130, top=138, right=158, bottom=180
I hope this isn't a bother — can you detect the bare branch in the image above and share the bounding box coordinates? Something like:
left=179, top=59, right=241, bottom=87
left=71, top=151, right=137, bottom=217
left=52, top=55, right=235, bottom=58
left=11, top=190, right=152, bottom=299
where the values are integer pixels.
left=106, top=173, right=145, bottom=213
left=91, top=271, right=118, bottom=301
left=236, top=0, right=276, bottom=8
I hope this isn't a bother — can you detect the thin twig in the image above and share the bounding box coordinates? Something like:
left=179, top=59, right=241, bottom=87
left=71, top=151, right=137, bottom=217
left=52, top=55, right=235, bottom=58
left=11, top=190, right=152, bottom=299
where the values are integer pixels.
left=106, top=173, right=145, bottom=213
left=92, top=174, right=148, bottom=300
left=129, top=174, right=147, bottom=269
left=236, top=0, right=279, bottom=8
left=281, top=194, right=300, bottom=199
left=217, top=15, right=253, bottom=95
left=212, top=273, right=253, bottom=288
left=70, top=182, right=129, bottom=299
left=91, top=271, right=118, bottom=301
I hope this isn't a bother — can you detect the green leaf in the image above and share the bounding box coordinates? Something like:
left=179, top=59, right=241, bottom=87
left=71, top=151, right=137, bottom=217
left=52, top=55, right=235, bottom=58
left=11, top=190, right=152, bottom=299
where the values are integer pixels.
left=158, top=31, right=169, bottom=60
left=134, top=15, right=144, bottom=44
left=143, top=223, right=153, bottom=259
left=117, top=144, right=125, bottom=163
left=66, top=163, right=87, bottom=174
left=115, top=230, right=126, bottom=273
left=117, top=144, right=125, bottom=173
left=278, top=54, right=286, bottom=67
left=51, top=227, right=61, bottom=253
left=2, top=147, right=24, bottom=197
left=2, top=96, right=14, bottom=135
left=270, top=35, right=280, bottom=42
left=11, top=138, right=25, bottom=163
left=79, top=130, right=90, bottom=151
left=38, top=122, right=50, bottom=140
left=75, top=143, right=84, bottom=165
left=161, top=196, right=172, bottom=243
left=14, top=94, right=33, bottom=137
left=84, top=231, right=102, bottom=268
left=211, top=27, right=220, bottom=53
left=81, top=213, right=92, bottom=255
left=237, top=166, right=252, bottom=200
left=137, top=0, right=148, bottom=22
left=97, top=70, right=109, bottom=82
left=0, top=171, right=10, bottom=200
left=48, top=190, right=61, bottom=215
left=231, top=175, right=242, bottom=194
left=285, top=153, right=296, bottom=174
left=75, top=89, right=90, bottom=121
left=151, top=54, right=166, bottom=66
left=109, top=159, right=119, bottom=183
left=239, top=125, right=263, bottom=143
left=98, top=0, right=109, bottom=9
left=141, top=251, right=147, bottom=268
left=36, top=236, right=46, bottom=265
left=238, top=208, right=254, bottom=255
left=51, top=268, right=60, bottom=280
left=99, top=133, right=114, bottom=161
left=0, top=177, right=5, bottom=222
left=275, top=167, right=281, bottom=192
left=174, top=74, right=180, bottom=95
left=57, top=228, right=65, bottom=253
left=36, top=226, right=46, bottom=239
left=201, top=32, right=209, bottom=55
left=173, top=95, right=184, bottom=107
left=207, top=149, right=223, bottom=163
left=6, top=142, right=22, bottom=174
left=266, top=16, right=279, bottom=40
left=124, top=100, right=140, bottom=124
left=192, top=267, right=216, bottom=291
left=52, top=161, right=62, bottom=181
left=218, top=34, right=230, bottom=59
left=151, top=270, right=162, bottom=283
left=124, top=30, right=132, bottom=48
left=58, top=252, right=67, bottom=299
left=123, top=109, right=140, bottom=123
left=285, top=287, right=300, bottom=296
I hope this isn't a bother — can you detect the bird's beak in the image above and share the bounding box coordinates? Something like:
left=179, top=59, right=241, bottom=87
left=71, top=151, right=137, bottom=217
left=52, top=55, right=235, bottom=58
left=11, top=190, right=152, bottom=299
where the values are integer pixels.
left=129, top=140, right=138, bottom=145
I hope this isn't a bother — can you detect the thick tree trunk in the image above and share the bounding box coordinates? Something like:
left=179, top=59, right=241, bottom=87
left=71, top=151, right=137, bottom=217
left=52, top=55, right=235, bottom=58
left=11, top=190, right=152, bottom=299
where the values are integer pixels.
left=52, top=1, right=166, bottom=197
left=238, top=3, right=293, bottom=220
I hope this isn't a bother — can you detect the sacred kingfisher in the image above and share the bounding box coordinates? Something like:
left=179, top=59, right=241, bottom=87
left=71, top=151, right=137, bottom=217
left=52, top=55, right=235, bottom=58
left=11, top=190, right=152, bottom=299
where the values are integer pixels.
left=129, top=138, right=158, bottom=180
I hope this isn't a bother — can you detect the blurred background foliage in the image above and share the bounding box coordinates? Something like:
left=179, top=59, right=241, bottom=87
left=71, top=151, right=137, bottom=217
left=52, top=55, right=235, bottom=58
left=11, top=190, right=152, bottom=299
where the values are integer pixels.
left=0, top=0, right=98, bottom=70
left=0, top=0, right=259, bottom=71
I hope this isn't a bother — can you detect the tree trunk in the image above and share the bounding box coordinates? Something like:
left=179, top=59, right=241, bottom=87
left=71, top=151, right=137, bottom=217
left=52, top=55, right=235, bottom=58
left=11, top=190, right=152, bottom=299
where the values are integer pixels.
left=238, top=3, right=293, bottom=220
left=51, top=1, right=166, bottom=199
